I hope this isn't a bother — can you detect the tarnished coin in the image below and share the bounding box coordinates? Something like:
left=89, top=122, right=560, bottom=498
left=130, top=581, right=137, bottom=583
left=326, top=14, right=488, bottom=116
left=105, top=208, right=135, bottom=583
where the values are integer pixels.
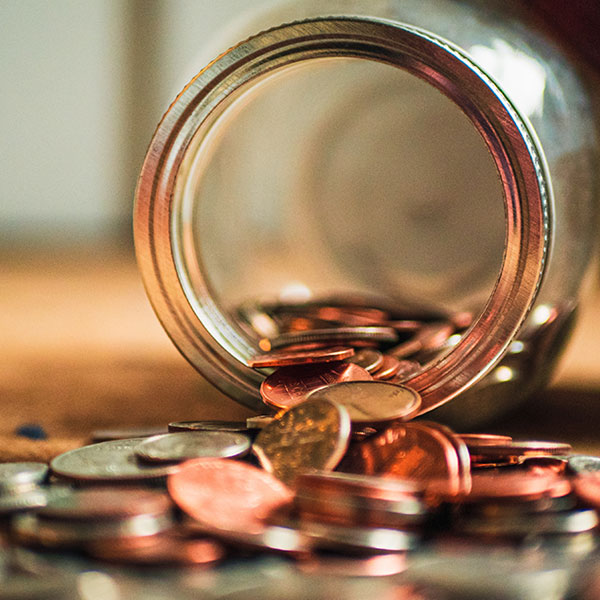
left=168, top=420, right=248, bottom=433
left=249, top=346, right=355, bottom=368
left=36, top=487, right=172, bottom=521
left=0, top=486, right=72, bottom=516
left=338, top=421, right=470, bottom=496
left=253, top=397, right=351, bottom=487
left=389, top=360, right=422, bottom=383
left=88, top=534, right=225, bottom=566
left=347, top=348, right=384, bottom=373
left=168, top=458, right=293, bottom=534
left=267, top=326, right=399, bottom=350
left=308, top=381, right=421, bottom=425
left=135, top=431, right=251, bottom=463
left=567, top=455, right=600, bottom=476
left=0, top=463, right=48, bottom=491
left=260, top=361, right=372, bottom=410
left=50, top=438, right=178, bottom=482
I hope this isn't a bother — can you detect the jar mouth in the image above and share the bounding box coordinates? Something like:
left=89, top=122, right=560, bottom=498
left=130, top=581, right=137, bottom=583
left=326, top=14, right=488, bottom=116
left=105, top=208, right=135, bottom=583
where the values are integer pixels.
left=134, top=17, right=550, bottom=414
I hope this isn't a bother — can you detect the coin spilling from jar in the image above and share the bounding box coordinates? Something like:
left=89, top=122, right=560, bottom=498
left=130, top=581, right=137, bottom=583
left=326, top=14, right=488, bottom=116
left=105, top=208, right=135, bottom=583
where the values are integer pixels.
left=0, top=300, right=598, bottom=598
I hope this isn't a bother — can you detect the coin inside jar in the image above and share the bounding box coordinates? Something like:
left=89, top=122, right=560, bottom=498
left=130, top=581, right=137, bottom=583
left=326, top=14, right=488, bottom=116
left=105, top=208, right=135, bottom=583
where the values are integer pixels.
left=135, top=431, right=251, bottom=463
left=248, top=346, right=355, bottom=368
left=253, top=397, right=351, bottom=487
left=260, top=361, right=372, bottom=410
left=307, top=381, right=421, bottom=425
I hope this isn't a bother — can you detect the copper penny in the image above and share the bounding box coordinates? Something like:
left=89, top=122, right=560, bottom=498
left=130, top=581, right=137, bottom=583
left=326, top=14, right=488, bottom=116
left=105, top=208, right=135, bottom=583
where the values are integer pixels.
left=520, top=456, right=568, bottom=476
left=468, top=440, right=572, bottom=464
left=463, top=472, right=571, bottom=503
left=259, top=361, right=372, bottom=410
left=371, top=355, right=403, bottom=380
left=253, top=397, right=351, bottom=487
left=389, top=360, right=422, bottom=383
left=450, top=311, right=474, bottom=330
left=347, top=348, right=384, bottom=373
left=573, top=474, right=600, bottom=509
left=308, top=381, right=421, bottom=425
left=167, top=458, right=293, bottom=534
left=248, top=346, right=355, bottom=368
left=458, top=433, right=513, bottom=447
left=337, top=421, right=470, bottom=497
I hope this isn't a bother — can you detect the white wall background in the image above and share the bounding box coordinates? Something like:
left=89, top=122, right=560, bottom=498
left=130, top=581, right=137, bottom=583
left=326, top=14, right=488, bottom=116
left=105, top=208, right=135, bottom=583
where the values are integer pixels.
left=0, top=0, right=274, bottom=246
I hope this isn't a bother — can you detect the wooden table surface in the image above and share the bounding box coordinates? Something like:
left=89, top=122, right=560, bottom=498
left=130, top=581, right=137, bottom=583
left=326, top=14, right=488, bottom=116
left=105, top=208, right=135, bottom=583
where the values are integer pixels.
left=1, top=245, right=599, bottom=459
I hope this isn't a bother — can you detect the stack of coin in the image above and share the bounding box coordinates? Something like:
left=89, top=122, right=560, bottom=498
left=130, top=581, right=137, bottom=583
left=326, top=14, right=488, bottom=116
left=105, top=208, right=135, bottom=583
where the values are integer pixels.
left=0, top=463, right=53, bottom=517
left=12, top=487, right=175, bottom=552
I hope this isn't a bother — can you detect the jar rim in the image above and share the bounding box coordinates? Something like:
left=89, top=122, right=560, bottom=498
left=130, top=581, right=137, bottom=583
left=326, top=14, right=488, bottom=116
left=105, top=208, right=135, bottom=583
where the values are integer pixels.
left=134, top=16, right=550, bottom=414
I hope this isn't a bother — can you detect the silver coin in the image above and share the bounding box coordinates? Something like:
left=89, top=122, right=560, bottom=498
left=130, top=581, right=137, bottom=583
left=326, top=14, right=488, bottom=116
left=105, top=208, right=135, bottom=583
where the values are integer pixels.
left=50, top=438, right=178, bottom=482
left=0, top=463, right=48, bottom=492
left=460, top=508, right=598, bottom=537
left=567, top=455, right=600, bottom=475
left=307, top=381, right=421, bottom=425
left=300, top=521, right=418, bottom=553
left=168, top=420, right=248, bottom=433
left=135, top=431, right=251, bottom=463
left=12, top=512, right=173, bottom=548
left=90, top=426, right=167, bottom=443
left=269, top=326, right=399, bottom=349
left=0, top=486, right=71, bottom=516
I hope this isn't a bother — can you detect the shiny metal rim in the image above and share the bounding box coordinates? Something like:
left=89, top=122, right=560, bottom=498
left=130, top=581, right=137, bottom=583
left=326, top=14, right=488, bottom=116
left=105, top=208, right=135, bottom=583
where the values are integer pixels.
left=134, top=17, right=549, bottom=413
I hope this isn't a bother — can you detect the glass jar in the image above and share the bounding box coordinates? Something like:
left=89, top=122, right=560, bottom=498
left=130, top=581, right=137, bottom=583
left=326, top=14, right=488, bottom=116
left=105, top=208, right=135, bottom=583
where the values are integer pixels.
left=134, top=0, right=598, bottom=427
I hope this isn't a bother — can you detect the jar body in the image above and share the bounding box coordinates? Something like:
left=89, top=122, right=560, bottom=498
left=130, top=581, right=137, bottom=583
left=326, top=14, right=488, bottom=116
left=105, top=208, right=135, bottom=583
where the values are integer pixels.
left=135, top=0, right=598, bottom=426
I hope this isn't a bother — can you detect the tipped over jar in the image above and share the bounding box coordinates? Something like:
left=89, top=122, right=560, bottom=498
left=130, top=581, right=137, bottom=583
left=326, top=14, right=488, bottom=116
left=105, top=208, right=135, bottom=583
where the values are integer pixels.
left=134, top=0, right=598, bottom=427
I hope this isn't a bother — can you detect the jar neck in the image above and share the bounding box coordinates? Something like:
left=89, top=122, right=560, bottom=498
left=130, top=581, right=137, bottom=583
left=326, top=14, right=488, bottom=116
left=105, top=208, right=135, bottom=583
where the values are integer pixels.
left=134, top=16, right=550, bottom=414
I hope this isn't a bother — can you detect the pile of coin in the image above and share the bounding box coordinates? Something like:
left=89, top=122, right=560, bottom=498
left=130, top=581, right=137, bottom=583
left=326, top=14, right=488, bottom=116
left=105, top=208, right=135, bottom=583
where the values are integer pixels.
left=2, top=300, right=600, bottom=597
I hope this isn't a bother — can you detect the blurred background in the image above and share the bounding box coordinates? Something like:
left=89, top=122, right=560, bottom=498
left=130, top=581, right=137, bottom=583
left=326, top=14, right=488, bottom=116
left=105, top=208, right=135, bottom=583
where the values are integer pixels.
left=0, top=0, right=599, bottom=457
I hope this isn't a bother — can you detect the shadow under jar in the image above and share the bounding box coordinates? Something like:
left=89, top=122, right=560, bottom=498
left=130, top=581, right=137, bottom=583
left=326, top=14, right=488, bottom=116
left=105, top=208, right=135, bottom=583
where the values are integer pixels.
left=134, top=0, right=598, bottom=427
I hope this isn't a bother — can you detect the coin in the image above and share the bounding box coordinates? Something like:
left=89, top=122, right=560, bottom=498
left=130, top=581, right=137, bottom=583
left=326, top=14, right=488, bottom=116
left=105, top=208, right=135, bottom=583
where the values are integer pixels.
left=249, top=346, right=355, bottom=368
left=567, top=455, right=600, bottom=475
left=458, top=434, right=513, bottom=447
left=36, top=488, right=172, bottom=521
left=468, top=440, right=573, bottom=464
left=135, top=431, right=251, bottom=463
left=337, top=421, right=470, bottom=496
left=168, top=458, right=293, bottom=534
left=260, top=361, right=372, bottom=410
left=308, top=381, right=421, bottom=425
left=389, top=360, right=422, bottom=383
left=300, top=521, right=418, bottom=554
left=168, top=420, right=249, bottom=433
left=246, top=415, right=275, bottom=429
left=253, top=397, right=351, bottom=487
left=573, top=474, right=600, bottom=509
left=267, top=326, right=399, bottom=350
left=460, top=508, right=598, bottom=537
left=50, top=438, right=178, bottom=482
left=371, top=355, right=403, bottom=380
left=347, top=348, right=384, bottom=373
left=12, top=512, right=173, bottom=548
left=0, top=463, right=48, bottom=492
left=90, top=426, right=167, bottom=443
left=88, top=534, right=225, bottom=566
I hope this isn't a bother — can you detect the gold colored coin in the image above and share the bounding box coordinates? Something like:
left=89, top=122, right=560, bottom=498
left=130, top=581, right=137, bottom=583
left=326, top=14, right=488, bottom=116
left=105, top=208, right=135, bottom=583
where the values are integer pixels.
left=252, top=398, right=351, bottom=487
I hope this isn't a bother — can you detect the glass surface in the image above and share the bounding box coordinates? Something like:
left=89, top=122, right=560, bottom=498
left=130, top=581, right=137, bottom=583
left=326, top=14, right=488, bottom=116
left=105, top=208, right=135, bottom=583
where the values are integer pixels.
left=179, top=57, right=505, bottom=329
